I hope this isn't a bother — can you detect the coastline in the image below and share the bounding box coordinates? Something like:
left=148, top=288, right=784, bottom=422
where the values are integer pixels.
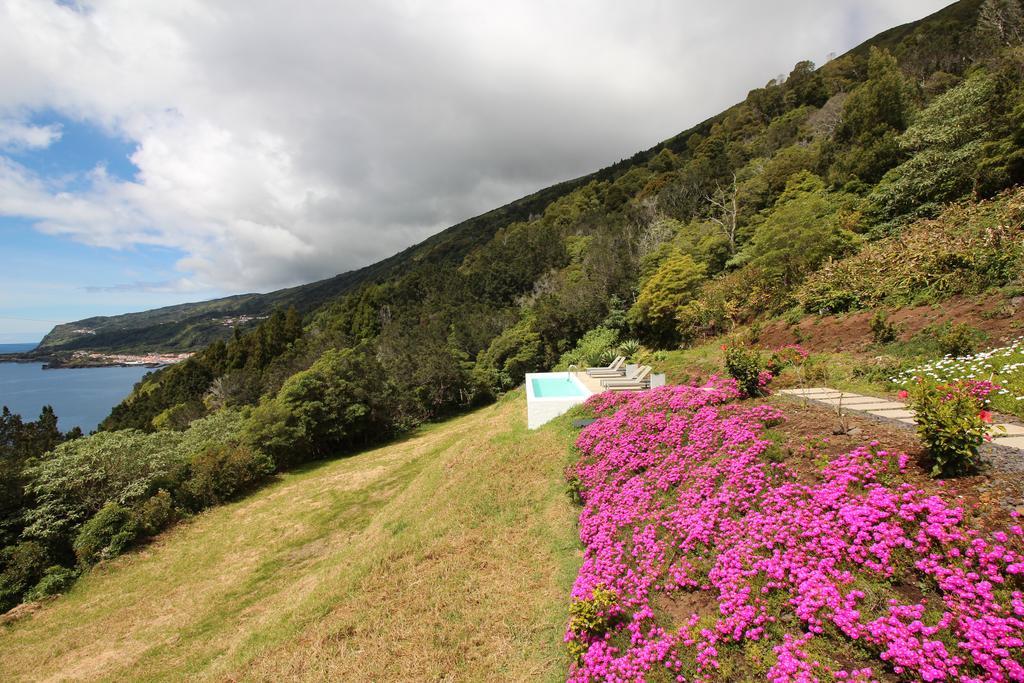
left=0, top=349, right=190, bottom=370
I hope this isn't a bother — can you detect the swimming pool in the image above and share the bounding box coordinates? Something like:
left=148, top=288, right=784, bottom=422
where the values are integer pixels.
left=525, top=372, right=593, bottom=429
left=530, top=375, right=586, bottom=398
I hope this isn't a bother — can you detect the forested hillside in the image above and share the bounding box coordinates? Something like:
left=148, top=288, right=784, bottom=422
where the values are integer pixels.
left=3, top=0, right=1024, bottom=614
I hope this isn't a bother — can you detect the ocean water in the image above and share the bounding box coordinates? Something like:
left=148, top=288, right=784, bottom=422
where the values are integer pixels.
left=0, top=343, right=38, bottom=354
left=0, top=361, right=153, bottom=433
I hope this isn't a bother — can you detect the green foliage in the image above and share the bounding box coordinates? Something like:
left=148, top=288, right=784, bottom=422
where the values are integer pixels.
left=247, top=346, right=399, bottom=468
left=23, top=430, right=183, bottom=543
left=724, top=344, right=769, bottom=397
left=798, top=188, right=1024, bottom=313
left=870, top=311, right=900, bottom=344
left=741, top=172, right=857, bottom=301
left=617, top=339, right=642, bottom=360
left=866, top=71, right=1002, bottom=227
left=0, top=541, right=49, bottom=611
left=629, top=249, right=706, bottom=346
left=566, top=586, right=619, bottom=662
left=178, top=445, right=274, bottom=511
left=933, top=322, right=985, bottom=357
left=24, top=565, right=78, bottom=601
left=557, top=327, right=620, bottom=369
left=0, top=405, right=71, bottom=548
left=72, top=502, right=141, bottom=566
left=907, top=382, right=990, bottom=477
left=133, top=490, right=177, bottom=536
left=830, top=48, right=916, bottom=184
left=473, top=319, right=545, bottom=395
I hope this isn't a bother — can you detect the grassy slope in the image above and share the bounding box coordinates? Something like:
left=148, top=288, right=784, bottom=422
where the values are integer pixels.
left=0, top=391, right=580, bottom=682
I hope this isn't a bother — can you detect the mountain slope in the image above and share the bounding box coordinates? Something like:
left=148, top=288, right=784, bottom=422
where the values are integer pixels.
left=0, top=392, right=580, bottom=681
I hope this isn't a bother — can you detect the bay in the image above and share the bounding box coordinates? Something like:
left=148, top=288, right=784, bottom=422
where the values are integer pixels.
left=0, top=362, right=153, bottom=432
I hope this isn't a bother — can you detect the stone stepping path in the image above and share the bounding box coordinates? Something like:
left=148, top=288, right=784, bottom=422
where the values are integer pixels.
left=777, top=387, right=1024, bottom=451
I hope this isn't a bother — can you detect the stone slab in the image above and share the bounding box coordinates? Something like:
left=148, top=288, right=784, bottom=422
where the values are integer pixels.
left=778, top=388, right=844, bottom=396
left=898, top=418, right=918, bottom=425
left=816, top=396, right=886, bottom=406
left=868, top=409, right=916, bottom=419
left=991, top=423, right=1024, bottom=436
left=845, top=401, right=907, bottom=411
left=992, top=435, right=1024, bottom=450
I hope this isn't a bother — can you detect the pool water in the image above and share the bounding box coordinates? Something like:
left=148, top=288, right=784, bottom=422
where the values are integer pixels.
left=531, top=375, right=586, bottom=398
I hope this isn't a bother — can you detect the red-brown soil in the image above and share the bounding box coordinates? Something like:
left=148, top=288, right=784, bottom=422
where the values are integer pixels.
left=757, top=294, right=1024, bottom=353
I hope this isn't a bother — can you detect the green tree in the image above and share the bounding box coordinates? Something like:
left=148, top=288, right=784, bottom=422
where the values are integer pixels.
left=629, top=249, right=707, bottom=346
left=744, top=172, right=856, bottom=298
left=830, top=48, right=916, bottom=184
left=866, top=70, right=1001, bottom=224
left=247, top=346, right=398, bottom=468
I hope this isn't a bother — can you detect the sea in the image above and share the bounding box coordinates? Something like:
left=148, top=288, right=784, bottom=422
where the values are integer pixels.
left=0, top=343, right=154, bottom=433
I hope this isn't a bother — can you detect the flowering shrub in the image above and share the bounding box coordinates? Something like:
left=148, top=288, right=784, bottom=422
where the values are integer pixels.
left=907, top=380, right=996, bottom=477
left=724, top=345, right=772, bottom=397
left=565, top=383, right=1024, bottom=681
left=768, top=344, right=809, bottom=377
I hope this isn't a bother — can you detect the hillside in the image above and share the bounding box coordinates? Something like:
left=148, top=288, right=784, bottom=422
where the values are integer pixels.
left=34, top=0, right=992, bottom=357
left=33, top=176, right=587, bottom=354
left=0, top=392, right=580, bottom=681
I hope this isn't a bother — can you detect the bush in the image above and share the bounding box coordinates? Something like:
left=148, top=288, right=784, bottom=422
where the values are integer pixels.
left=133, top=490, right=178, bottom=536
left=766, top=344, right=809, bottom=377
left=935, top=322, right=984, bottom=357
left=247, top=346, right=398, bottom=468
left=23, top=430, right=183, bottom=543
left=179, top=445, right=274, bottom=511
left=557, top=326, right=619, bottom=369
left=565, top=586, right=619, bottom=663
left=617, top=339, right=642, bottom=360
left=73, top=502, right=141, bottom=566
left=907, top=381, right=993, bottom=477
left=0, top=541, right=49, bottom=611
left=25, top=565, right=79, bottom=601
left=472, top=319, right=545, bottom=394
left=870, top=310, right=899, bottom=344
left=724, top=344, right=772, bottom=397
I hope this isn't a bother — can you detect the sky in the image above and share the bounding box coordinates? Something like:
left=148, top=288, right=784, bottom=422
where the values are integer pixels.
left=0, top=0, right=952, bottom=343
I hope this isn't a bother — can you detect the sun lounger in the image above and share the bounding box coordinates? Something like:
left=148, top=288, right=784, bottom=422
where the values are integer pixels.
left=586, top=356, right=625, bottom=377
left=600, top=365, right=651, bottom=388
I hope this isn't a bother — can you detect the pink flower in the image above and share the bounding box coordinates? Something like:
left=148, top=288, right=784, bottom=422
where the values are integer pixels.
left=897, top=390, right=909, bottom=400
left=979, top=410, right=993, bottom=423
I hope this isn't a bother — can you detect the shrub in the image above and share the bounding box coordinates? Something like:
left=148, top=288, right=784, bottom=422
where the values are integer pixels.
left=907, top=380, right=994, bottom=477
left=0, top=541, right=49, bottom=611
left=616, top=339, right=642, bottom=360
left=25, top=565, right=79, bottom=601
left=557, top=326, right=619, bottom=369
left=247, top=346, right=398, bottom=468
left=935, top=322, right=983, bottom=357
left=869, top=310, right=899, bottom=344
left=73, top=502, right=141, bottom=566
left=724, top=345, right=772, bottom=397
left=766, top=344, right=809, bottom=376
left=565, top=586, right=620, bottom=662
left=133, top=489, right=178, bottom=536
left=472, top=319, right=545, bottom=394
left=797, top=188, right=1024, bottom=312
left=179, top=445, right=274, bottom=511
left=23, top=430, right=183, bottom=543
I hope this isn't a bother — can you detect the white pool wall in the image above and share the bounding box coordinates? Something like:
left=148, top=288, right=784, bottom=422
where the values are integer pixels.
left=525, top=372, right=594, bottom=430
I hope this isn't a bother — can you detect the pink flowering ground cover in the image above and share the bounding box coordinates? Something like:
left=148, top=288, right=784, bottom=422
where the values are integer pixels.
left=565, top=378, right=1024, bottom=682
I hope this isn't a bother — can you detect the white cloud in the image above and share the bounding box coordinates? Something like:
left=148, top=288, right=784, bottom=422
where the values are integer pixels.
left=0, top=120, right=62, bottom=150
left=0, top=0, right=952, bottom=294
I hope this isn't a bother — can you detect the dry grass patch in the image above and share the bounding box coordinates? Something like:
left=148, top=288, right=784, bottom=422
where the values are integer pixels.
left=0, top=391, right=580, bottom=682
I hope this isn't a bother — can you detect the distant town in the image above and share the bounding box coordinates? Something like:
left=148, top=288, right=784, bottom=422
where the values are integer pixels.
left=63, top=350, right=194, bottom=368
